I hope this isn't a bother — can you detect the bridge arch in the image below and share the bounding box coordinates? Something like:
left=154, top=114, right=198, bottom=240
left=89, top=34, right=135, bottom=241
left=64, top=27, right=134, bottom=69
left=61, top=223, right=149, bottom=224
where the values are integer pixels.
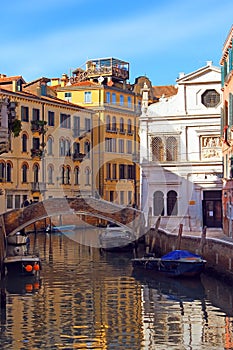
left=2, top=197, right=145, bottom=238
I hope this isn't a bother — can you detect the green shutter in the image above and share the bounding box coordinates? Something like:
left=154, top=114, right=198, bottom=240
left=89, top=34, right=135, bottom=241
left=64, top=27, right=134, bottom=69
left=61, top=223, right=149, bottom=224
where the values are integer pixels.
left=229, top=47, right=233, bottom=72
left=229, top=93, right=233, bottom=128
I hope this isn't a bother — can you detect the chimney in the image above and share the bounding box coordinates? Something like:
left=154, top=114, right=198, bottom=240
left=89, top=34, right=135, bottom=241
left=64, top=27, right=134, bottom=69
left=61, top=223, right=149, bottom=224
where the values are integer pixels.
left=61, top=74, right=69, bottom=87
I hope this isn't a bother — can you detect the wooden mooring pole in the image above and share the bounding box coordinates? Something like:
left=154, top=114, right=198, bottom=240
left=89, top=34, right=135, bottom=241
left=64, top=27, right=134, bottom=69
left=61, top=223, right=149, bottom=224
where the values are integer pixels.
left=176, top=223, right=183, bottom=250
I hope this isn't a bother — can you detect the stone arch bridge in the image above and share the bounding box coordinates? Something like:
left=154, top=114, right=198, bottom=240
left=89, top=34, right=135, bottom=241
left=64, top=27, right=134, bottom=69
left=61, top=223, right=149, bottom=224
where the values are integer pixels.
left=1, top=197, right=145, bottom=238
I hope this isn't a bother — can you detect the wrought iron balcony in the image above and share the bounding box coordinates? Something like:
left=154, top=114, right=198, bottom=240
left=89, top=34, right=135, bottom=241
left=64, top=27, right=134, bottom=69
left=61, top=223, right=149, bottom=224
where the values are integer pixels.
left=31, top=148, right=43, bottom=159
left=72, top=152, right=85, bottom=161
left=31, top=120, right=47, bottom=134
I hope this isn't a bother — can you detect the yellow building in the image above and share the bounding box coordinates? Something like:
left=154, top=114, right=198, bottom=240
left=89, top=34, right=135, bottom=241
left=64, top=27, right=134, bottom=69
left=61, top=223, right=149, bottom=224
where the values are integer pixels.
left=54, top=57, right=149, bottom=208
left=0, top=76, right=94, bottom=213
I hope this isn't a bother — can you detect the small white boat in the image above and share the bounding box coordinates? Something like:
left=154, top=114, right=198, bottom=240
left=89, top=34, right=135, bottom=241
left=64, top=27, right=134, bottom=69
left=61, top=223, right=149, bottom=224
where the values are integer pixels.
left=99, top=227, right=137, bottom=251
left=46, top=224, right=76, bottom=233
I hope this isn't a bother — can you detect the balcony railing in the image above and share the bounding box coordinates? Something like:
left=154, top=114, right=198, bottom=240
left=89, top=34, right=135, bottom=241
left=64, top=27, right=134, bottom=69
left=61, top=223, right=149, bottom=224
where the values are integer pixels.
left=31, top=120, right=47, bottom=134
left=31, top=148, right=43, bottom=159
left=72, top=152, right=85, bottom=161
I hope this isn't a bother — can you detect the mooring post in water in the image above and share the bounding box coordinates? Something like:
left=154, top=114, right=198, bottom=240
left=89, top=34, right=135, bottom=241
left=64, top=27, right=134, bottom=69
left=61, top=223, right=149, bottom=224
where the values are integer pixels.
left=199, top=226, right=207, bottom=255
left=150, top=215, right=161, bottom=253
left=176, top=223, right=183, bottom=250
left=0, top=222, right=6, bottom=280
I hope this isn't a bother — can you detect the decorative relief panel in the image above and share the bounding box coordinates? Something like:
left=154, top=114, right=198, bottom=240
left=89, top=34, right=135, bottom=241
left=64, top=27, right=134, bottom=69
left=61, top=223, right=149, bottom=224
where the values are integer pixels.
left=201, top=136, right=222, bottom=160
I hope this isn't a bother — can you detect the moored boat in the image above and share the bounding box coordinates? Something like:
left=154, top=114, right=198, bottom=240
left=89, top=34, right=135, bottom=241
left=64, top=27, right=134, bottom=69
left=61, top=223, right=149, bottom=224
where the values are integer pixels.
left=99, top=226, right=137, bottom=251
left=132, top=250, right=206, bottom=277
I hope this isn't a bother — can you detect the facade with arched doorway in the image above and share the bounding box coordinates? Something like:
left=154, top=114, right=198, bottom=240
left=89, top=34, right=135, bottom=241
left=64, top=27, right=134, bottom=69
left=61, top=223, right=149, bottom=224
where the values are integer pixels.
left=140, top=62, right=222, bottom=231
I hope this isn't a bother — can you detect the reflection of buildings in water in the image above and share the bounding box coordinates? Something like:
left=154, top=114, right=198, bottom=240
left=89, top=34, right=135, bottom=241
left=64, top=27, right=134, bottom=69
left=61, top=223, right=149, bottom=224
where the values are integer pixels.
left=136, top=273, right=233, bottom=349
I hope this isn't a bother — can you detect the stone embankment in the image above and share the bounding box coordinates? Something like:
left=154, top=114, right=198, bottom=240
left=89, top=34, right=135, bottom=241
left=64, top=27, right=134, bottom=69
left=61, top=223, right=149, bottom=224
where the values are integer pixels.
left=146, top=226, right=233, bottom=283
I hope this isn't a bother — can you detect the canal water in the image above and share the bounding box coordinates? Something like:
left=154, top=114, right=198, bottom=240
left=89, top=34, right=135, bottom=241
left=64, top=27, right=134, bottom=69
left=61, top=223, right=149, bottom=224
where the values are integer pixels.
left=1, top=228, right=233, bottom=350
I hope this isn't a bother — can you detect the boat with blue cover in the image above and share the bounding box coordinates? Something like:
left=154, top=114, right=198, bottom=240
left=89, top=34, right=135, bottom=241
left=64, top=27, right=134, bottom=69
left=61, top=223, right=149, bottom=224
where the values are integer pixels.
left=132, top=250, right=206, bottom=277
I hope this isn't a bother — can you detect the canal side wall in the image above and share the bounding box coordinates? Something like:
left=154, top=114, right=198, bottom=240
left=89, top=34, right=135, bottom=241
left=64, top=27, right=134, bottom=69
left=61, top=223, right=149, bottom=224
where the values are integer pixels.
left=151, top=228, right=233, bottom=282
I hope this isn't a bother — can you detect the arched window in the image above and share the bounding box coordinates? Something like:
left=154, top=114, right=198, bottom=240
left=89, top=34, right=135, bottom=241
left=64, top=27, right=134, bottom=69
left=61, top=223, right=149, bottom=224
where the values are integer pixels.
left=47, top=136, right=53, bottom=155
left=112, top=116, right=116, bottom=131
left=73, top=142, right=80, bottom=154
left=106, top=115, right=111, bottom=131
left=151, top=137, right=164, bottom=161
left=33, top=163, right=39, bottom=183
left=48, top=164, right=53, bottom=184
left=127, top=119, right=132, bottom=134
left=22, top=163, right=28, bottom=183
left=84, top=141, right=90, bottom=158
left=120, top=118, right=124, bottom=133
left=74, top=167, right=79, bottom=185
left=22, top=134, right=28, bottom=152
left=0, top=162, right=5, bottom=181
left=65, top=166, right=71, bottom=184
left=59, top=138, right=65, bottom=156
left=167, top=190, right=178, bottom=216
left=153, top=191, right=164, bottom=216
left=6, top=162, right=12, bottom=182
left=166, top=137, right=177, bottom=161
left=61, top=166, right=65, bottom=184
left=65, top=139, right=71, bottom=156
left=85, top=167, right=90, bottom=185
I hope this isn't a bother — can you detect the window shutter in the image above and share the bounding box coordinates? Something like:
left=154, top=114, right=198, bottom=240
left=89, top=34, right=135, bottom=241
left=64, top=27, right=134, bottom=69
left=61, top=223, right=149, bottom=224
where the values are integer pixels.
left=229, top=93, right=233, bottom=128
left=229, top=47, right=233, bottom=72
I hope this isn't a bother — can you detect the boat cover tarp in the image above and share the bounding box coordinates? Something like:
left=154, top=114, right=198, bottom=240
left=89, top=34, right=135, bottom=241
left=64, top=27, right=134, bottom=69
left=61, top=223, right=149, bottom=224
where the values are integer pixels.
left=161, top=250, right=202, bottom=261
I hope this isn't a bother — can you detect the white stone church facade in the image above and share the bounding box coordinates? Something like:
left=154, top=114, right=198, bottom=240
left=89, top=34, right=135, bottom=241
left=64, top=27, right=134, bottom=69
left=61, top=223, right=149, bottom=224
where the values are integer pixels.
left=140, top=61, right=222, bottom=232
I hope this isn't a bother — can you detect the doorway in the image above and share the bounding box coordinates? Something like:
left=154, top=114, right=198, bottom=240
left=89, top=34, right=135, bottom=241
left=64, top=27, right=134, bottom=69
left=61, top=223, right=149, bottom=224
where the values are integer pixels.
left=202, top=190, right=222, bottom=227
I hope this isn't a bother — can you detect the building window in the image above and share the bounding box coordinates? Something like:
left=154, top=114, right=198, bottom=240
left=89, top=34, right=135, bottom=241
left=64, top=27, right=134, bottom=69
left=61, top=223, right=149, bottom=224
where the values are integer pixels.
left=73, top=116, right=80, bottom=137
left=15, top=195, right=21, bottom=209
left=60, top=113, right=71, bottom=128
left=127, top=140, right=132, bottom=154
left=7, top=195, right=13, bottom=209
left=85, top=118, right=91, bottom=132
left=84, top=91, right=92, bottom=104
left=65, top=167, right=71, bottom=184
left=33, top=137, right=40, bottom=150
left=106, top=163, right=111, bottom=179
left=128, top=96, right=132, bottom=108
left=153, top=191, right=164, bottom=216
left=22, top=164, right=28, bottom=183
left=22, top=134, right=28, bottom=152
left=119, top=139, right=124, bottom=153
left=127, top=119, right=132, bottom=134
left=106, top=92, right=110, bottom=103
left=6, top=162, right=12, bottom=182
left=120, top=95, right=124, bottom=106
left=112, top=116, right=117, bottom=131
left=85, top=167, right=90, bottom=185
left=48, top=111, right=55, bottom=126
left=119, top=164, right=126, bottom=179
left=59, top=138, right=66, bottom=156
left=110, top=191, right=114, bottom=202
left=47, top=136, right=53, bottom=155
left=32, top=108, right=40, bottom=121
left=128, top=191, right=133, bottom=205
left=201, top=89, right=220, bottom=108
left=127, top=165, right=134, bottom=179
left=120, top=191, right=124, bottom=205
left=65, top=139, right=71, bottom=156
left=0, top=163, right=5, bottom=181
left=48, top=165, right=53, bottom=184
left=112, top=164, right=117, bottom=179
left=167, top=190, right=178, bottom=216
left=166, top=137, right=177, bottom=161
left=84, top=141, right=90, bottom=158
left=74, top=167, right=79, bottom=185
left=106, top=115, right=111, bottom=131
left=152, top=137, right=163, bottom=161
left=120, top=118, right=124, bottom=133
left=65, top=92, right=72, bottom=102
left=33, top=163, right=39, bottom=183
left=21, top=106, right=29, bottom=122
left=112, top=93, right=116, bottom=104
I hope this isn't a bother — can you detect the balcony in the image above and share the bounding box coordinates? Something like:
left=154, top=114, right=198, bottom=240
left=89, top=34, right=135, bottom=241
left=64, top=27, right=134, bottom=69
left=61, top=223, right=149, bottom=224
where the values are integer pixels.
left=31, top=148, right=43, bottom=159
left=31, top=120, right=47, bottom=134
left=72, top=152, right=85, bottom=162
left=31, top=182, right=46, bottom=193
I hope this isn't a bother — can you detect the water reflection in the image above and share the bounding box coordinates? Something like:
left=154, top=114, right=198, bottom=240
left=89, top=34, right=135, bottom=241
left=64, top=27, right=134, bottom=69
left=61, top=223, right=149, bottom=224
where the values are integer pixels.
left=1, top=230, right=233, bottom=349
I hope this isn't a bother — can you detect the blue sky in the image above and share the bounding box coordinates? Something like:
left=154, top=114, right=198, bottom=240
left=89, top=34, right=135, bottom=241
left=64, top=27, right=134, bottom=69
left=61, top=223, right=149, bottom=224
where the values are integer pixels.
left=1, top=0, right=233, bottom=86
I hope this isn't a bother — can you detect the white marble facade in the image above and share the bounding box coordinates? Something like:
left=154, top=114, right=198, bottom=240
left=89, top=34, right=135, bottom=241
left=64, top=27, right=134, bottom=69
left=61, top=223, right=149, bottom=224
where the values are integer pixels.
left=140, top=62, right=223, bottom=231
